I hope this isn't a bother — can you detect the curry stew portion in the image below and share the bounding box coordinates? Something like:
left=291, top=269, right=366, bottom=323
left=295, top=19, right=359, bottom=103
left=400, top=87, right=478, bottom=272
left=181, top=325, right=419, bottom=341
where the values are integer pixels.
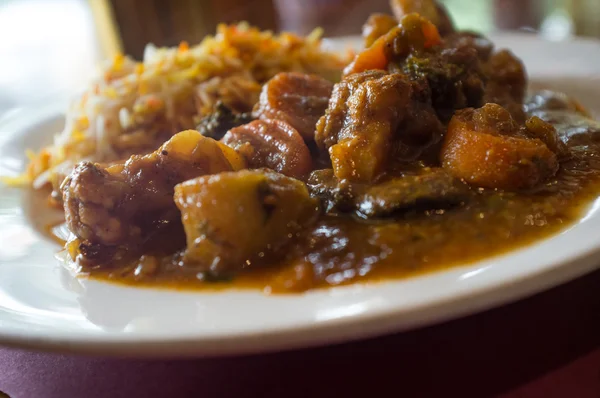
left=59, top=4, right=600, bottom=293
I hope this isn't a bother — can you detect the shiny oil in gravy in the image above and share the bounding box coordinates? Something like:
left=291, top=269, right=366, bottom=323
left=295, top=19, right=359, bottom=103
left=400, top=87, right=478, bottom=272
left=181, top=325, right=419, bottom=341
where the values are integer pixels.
left=36, top=4, right=600, bottom=294
left=63, top=99, right=600, bottom=294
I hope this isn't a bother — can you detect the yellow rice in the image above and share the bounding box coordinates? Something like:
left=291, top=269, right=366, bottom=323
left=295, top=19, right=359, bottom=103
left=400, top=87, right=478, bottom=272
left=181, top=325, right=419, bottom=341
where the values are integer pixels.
left=10, top=23, right=351, bottom=190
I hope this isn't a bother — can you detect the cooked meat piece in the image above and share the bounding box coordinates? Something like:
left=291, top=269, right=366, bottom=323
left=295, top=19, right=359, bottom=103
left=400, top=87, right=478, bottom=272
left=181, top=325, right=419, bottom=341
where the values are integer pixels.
left=395, top=78, right=446, bottom=150
left=362, top=13, right=398, bottom=47
left=328, top=73, right=413, bottom=182
left=307, top=168, right=470, bottom=218
left=356, top=168, right=471, bottom=218
left=482, top=50, right=527, bottom=121
left=524, top=91, right=600, bottom=147
left=221, top=119, right=313, bottom=179
left=529, top=113, right=600, bottom=149
left=414, top=40, right=526, bottom=123
left=63, top=130, right=244, bottom=264
left=316, top=70, right=388, bottom=151
left=441, top=104, right=560, bottom=190
left=307, top=169, right=359, bottom=213
left=196, top=101, right=255, bottom=140
left=393, top=33, right=488, bottom=123
left=253, top=72, right=334, bottom=141
left=485, top=50, right=527, bottom=102
left=316, top=71, right=444, bottom=182
left=174, top=169, right=318, bottom=277
left=444, top=31, right=494, bottom=61
left=390, top=0, right=455, bottom=36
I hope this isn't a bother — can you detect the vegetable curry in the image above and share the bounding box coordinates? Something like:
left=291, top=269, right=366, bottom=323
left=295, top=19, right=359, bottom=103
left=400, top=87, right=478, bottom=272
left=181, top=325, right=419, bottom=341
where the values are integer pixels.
left=53, top=1, right=600, bottom=293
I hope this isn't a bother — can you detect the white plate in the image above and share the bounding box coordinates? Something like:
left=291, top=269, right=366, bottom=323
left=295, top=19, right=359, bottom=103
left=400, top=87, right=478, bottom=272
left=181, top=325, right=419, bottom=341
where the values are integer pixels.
left=1, top=33, right=600, bottom=358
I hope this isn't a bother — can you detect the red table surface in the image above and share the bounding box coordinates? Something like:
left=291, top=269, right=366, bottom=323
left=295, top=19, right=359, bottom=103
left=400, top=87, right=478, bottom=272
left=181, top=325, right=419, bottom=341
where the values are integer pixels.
left=0, top=269, right=598, bottom=398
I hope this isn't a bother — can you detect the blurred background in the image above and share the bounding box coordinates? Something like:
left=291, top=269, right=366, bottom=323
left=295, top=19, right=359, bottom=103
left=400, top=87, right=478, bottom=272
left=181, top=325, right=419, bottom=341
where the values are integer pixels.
left=1, top=0, right=599, bottom=116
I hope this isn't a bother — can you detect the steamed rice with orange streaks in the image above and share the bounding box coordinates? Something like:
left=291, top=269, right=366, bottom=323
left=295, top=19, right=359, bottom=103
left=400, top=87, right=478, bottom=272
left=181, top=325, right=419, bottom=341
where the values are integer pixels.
left=15, top=23, right=351, bottom=190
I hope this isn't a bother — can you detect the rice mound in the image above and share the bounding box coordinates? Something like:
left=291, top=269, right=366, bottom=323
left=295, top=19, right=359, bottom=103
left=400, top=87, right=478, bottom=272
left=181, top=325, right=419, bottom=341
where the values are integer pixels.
left=12, top=23, right=350, bottom=192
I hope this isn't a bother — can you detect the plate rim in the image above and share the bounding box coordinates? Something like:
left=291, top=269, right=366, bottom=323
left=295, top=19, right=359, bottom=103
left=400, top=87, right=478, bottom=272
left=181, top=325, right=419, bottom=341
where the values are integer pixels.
left=1, top=32, right=600, bottom=358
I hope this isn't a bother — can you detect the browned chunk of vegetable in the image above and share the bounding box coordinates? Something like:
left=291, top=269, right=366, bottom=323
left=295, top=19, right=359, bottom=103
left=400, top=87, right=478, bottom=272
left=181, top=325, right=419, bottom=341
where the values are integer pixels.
left=221, top=119, right=312, bottom=179
left=390, top=0, right=455, bottom=36
left=174, top=169, right=318, bottom=277
left=253, top=72, right=334, bottom=141
left=362, top=13, right=398, bottom=47
left=343, top=13, right=441, bottom=77
left=63, top=130, right=244, bottom=264
left=441, top=104, right=560, bottom=190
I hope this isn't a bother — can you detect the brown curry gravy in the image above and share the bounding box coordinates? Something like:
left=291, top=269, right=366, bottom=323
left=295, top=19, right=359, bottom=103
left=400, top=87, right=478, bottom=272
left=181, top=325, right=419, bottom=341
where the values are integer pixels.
left=48, top=105, right=600, bottom=294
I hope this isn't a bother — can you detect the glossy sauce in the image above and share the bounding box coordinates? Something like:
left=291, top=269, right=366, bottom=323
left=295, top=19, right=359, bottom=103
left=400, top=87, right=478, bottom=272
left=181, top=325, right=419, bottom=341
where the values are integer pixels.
left=62, top=106, right=600, bottom=294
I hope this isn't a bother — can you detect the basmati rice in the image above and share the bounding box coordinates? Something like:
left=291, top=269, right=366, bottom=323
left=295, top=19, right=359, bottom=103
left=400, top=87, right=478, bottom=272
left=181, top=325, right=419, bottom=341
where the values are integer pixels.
left=13, top=23, right=351, bottom=192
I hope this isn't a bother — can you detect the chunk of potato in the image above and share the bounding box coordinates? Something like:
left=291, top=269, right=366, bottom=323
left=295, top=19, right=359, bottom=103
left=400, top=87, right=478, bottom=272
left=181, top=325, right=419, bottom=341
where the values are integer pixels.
left=174, top=169, right=318, bottom=276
